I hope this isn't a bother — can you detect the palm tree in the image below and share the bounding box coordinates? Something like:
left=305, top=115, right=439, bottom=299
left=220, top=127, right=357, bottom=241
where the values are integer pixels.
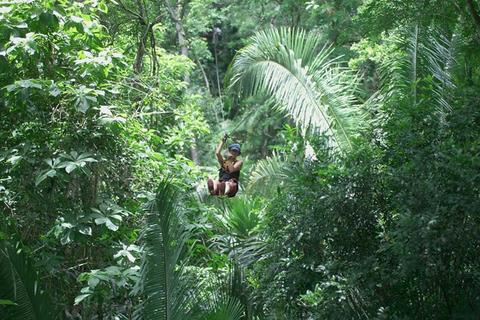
left=137, top=181, right=192, bottom=320
left=229, top=26, right=457, bottom=193
left=137, top=180, right=245, bottom=320
left=210, top=195, right=268, bottom=266
left=209, top=195, right=270, bottom=319
left=227, top=27, right=367, bottom=152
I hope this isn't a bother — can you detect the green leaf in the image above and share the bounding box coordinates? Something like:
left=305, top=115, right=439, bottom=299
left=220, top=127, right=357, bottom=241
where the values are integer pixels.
left=5, top=79, right=43, bottom=92
left=0, top=7, right=12, bottom=14
left=78, top=226, right=92, bottom=236
left=60, top=230, right=73, bottom=245
left=140, top=180, right=195, bottom=319
left=35, top=169, right=56, bottom=186
left=49, top=85, right=61, bottom=97
left=80, top=286, right=91, bottom=293
left=0, top=241, right=56, bottom=318
left=46, top=169, right=56, bottom=177
left=98, top=2, right=108, bottom=13
left=125, top=251, right=135, bottom=262
left=94, top=216, right=119, bottom=231
left=65, top=163, right=77, bottom=173
left=74, top=294, right=91, bottom=305
left=76, top=95, right=90, bottom=113
left=94, top=217, right=108, bottom=225
left=105, top=266, right=121, bottom=273
left=77, top=155, right=97, bottom=163
left=227, top=27, right=367, bottom=151
left=6, top=155, right=22, bottom=166
left=60, top=222, right=74, bottom=229
left=0, top=299, right=16, bottom=305
left=15, top=23, right=28, bottom=29
left=110, top=214, right=122, bottom=221
left=70, top=16, right=83, bottom=24
left=114, top=249, right=136, bottom=263
left=105, top=218, right=119, bottom=231
left=88, top=277, right=100, bottom=288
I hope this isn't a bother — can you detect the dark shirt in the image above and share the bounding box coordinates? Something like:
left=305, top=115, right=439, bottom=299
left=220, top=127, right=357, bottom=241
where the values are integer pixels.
left=218, top=159, right=240, bottom=182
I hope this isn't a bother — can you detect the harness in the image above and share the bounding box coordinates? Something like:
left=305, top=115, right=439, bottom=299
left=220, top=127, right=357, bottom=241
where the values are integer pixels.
left=218, top=159, right=240, bottom=182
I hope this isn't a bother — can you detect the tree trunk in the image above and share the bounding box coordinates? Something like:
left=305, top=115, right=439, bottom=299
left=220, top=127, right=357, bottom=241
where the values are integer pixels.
left=165, top=1, right=200, bottom=164
left=176, top=22, right=199, bottom=163
left=134, top=26, right=148, bottom=74
left=167, top=1, right=190, bottom=80
left=133, top=0, right=148, bottom=74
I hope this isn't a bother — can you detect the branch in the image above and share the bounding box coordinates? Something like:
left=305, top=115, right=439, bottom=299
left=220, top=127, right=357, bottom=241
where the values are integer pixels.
left=116, top=0, right=146, bottom=24
left=180, top=0, right=192, bottom=20
left=153, top=15, right=162, bottom=25
left=164, top=0, right=178, bottom=21
left=195, top=58, right=211, bottom=94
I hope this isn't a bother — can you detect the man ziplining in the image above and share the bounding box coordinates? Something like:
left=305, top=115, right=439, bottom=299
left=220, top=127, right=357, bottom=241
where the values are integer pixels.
left=207, top=133, right=243, bottom=197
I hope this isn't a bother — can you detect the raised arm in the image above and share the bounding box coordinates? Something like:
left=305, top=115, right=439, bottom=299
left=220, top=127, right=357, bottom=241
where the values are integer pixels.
left=215, top=134, right=228, bottom=166
left=229, top=160, right=243, bottom=173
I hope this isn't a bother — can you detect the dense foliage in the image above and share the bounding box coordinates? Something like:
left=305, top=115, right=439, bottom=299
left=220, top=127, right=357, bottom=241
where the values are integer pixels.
left=1, top=0, right=479, bottom=319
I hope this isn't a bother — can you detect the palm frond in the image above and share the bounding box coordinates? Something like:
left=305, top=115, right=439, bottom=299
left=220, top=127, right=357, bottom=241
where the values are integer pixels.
left=227, top=27, right=366, bottom=151
left=188, top=273, right=246, bottom=320
left=246, top=154, right=295, bottom=193
left=230, top=236, right=269, bottom=268
left=199, top=295, right=244, bottom=320
left=234, top=97, right=278, bottom=134
left=422, top=29, right=457, bottom=113
left=0, top=241, right=55, bottom=320
left=378, top=26, right=457, bottom=115
left=224, top=196, right=263, bottom=238
left=210, top=195, right=269, bottom=268
left=139, top=180, right=193, bottom=320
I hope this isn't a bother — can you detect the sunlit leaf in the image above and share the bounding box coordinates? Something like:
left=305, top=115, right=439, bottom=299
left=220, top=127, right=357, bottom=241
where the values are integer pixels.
left=74, top=294, right=91, bottom=305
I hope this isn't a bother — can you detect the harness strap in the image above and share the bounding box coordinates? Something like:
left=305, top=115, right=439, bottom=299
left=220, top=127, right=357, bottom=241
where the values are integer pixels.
left=219, top=159, right=240, bottom=182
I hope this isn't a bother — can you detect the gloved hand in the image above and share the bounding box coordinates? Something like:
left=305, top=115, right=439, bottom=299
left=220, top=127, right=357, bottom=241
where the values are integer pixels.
left=222, top=133, right=229, bottom=142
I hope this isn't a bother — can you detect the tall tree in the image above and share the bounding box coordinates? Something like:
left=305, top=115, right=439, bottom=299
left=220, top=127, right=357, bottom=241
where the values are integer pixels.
left=116, top=0, right=162, bottom=74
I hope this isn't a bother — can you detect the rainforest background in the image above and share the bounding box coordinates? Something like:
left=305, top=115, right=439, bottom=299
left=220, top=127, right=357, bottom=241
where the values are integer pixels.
left=1, top=0, right=480, bottom=319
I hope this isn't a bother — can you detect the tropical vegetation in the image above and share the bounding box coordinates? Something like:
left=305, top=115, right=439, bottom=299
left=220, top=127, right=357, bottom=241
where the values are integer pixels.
left=1, top=0, right=480, bottom=319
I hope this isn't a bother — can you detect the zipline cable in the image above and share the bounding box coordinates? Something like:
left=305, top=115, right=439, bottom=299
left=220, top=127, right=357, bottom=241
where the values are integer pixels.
left=222, top=108, right=254, bottom=140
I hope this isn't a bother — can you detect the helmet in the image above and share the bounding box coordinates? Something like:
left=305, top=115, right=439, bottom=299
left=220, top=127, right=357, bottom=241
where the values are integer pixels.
left=228, top=143, right=241, bottom=155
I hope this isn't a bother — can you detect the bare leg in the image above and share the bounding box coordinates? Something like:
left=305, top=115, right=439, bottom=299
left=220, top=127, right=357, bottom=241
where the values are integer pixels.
left=207, top=178, right=214, bottom=194
left=225, top=180, right=238, bottom=197
left=213, top=180, right=220, bottom=195
left=208, top=178, right=231, bottom=197
left=224, top=181, right=231, bottom=195
left=218, top=181, right=226, bottom=196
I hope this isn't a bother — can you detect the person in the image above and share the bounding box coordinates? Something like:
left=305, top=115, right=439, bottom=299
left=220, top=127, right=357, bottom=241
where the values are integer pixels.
left=207, top=134, right=243, bottom=197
